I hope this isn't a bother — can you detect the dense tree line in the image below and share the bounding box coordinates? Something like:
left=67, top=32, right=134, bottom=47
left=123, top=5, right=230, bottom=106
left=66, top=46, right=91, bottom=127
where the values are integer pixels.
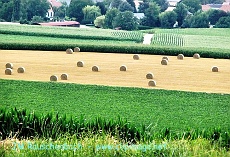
left=0, top=0, right=49, bottom=22
left=0, top=0, right=230, bottom=29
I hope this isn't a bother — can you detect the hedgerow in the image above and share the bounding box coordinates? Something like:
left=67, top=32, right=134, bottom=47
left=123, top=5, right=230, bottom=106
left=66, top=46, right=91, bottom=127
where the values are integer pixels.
left=0, top=42, right=229, bottom=59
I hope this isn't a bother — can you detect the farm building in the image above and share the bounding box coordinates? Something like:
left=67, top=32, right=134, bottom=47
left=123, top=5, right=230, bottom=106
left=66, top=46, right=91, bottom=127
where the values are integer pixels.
left=39, top=21, right=80, bottom=27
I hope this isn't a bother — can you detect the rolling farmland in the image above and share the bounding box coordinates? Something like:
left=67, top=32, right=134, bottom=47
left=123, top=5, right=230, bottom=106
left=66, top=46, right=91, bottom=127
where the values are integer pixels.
left=0, top=24, right=230, bottom=156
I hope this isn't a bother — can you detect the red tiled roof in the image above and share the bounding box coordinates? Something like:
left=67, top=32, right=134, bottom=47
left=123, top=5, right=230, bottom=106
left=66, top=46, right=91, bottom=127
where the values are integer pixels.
left=48, top=0, right=62, bottom=8
left=220, top=5, right=230, bottom=12
left=202, top=5, right=211, bottom=11
left=39, top=21, right=80, bottom=26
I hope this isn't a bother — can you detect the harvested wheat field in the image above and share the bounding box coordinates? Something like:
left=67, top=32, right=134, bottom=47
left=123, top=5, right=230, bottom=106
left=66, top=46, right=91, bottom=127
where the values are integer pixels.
left=0, top=50, right=230, bottom=94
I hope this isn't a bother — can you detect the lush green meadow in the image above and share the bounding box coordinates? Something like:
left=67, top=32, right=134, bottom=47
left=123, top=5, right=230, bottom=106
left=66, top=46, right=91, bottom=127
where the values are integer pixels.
left=0, top=34, right=136, bottom=45
left=0, top=79, right=229, bottom=155
left=0, top=79, right=229, bottom=132
left=151, top=28, right=230, bottom=50
left=0, top=24, right=143, bottom=42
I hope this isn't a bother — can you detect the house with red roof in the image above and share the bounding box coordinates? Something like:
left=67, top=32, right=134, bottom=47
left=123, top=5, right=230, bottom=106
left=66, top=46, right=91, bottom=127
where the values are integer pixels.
left=202, top=0, right=230, bottom=12
left=220, top=3, right=230, bottom=12
left=46, top=0, right=62, bottom=20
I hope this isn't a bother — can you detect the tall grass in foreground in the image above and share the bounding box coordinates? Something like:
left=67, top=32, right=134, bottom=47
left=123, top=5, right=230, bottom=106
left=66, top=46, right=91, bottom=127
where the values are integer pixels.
left=0, top=108, right=229, bottom=150
left=1, top=135, right=229, bottom=157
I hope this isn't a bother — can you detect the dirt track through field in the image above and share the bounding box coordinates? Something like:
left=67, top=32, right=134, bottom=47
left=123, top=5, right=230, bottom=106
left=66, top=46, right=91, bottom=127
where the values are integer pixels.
left=0, top=50, right=230, bottom=94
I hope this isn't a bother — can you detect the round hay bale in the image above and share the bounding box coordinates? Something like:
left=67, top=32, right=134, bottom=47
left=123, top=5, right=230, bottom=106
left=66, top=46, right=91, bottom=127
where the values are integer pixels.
left=50, top=75, right=58, bottom=81
left=148, top=80, right=156, bottom=87
left=212, top=66, right=218, bottom=72
left=66, top=48, right=73, bottom=54
left=74, top=47, right=80, bottom=52
left=146, top=73, right=154, bottom=79
left=92, top=65, right=99, bottom=72
left=177, top=54, right=184, bottom=60
left=77, top=61, right=84, bottom=67
left=5, top=68, right=12, bottom=75
left=120, top=65, right=127, bottom=71
left=17, top=67, right=25, bottom=73
left=5, top=63, right=13, bottom=69
left=61, top=73, right=68, bottom=80
left=193, top=53, right=200, bottom=59
left=161, top=59, right=168, bottom=65
left=133, top=54, right=140, bottom=60
left=162, top=56, right=169, bottom=61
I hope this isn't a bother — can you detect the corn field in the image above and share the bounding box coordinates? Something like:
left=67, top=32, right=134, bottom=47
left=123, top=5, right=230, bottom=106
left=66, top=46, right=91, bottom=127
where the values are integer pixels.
left=111, top=31, right=143, bottom=43
left=151, top=33, right=184, bottom=46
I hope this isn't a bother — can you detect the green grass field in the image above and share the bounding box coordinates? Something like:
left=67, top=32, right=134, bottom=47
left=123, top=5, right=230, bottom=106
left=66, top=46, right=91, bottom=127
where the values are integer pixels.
left=0, top=24, right=143, bottom=42
left=1, top=79, right=229, bottom=133
left=0, top=34, right=136, bottom=45
left=152, top=28, right=230, bottom=50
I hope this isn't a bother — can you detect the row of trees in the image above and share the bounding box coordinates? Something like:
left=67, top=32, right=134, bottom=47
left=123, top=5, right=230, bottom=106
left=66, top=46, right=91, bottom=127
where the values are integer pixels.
left=0, top=0, right=229, bottom=29
left=0, top=0, right=50, bottom=22
left=93, top=0, right=230, bottom=30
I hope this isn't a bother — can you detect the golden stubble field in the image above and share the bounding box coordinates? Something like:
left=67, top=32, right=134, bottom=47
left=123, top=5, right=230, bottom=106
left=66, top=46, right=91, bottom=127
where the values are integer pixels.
left=0, top=50, right=230, bottom=94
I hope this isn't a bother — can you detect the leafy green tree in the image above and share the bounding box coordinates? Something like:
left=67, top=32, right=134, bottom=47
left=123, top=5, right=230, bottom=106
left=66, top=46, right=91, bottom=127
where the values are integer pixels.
left=138, top=0, right=149, bottom=13
left=20, top=0, right=28, bottom=20
left=11, top=0, right=21, bottom=21
left=82, top=5, right=101, bottom=23
left=96, top=2, right=107, bottom=15
left=94, top=15, right=105, bottom=28
left=127, top=0, right=137, bottom=13
left=159, top=11, right=177, bottom=28
left=0, top=0, right=13, bottom=21
left=104, top=8, right=119, bottom=28
left=103, top=0, right=113, bottom=9
left=141, top=2, right=160, bottom=27
left=26, top=0, right=50, bottom=21
left=182, top=0, right=201, bottom=14
left=173, top=2, right=188, bottom=27
left=53, top=2, right=68, bottom=19
left=67, top=0, right=93, bottom=22
left=139, top=0, right=168, bottom=13
left=154, top=0, right=168, bottom=12
left=207, top=9, right=227, bottom=25
left=112, top=11, right=138, bottom=30
left=118, top=1, right=134, bottom=12
left=0, top=0, right=49, bottom=22
left=189, top=12, right=209, bottom=28
left=31, top=15, right=43, bottom=23
left=215, top=16, right=230, bottom=28
left=110, top=0, right=123, bottom=8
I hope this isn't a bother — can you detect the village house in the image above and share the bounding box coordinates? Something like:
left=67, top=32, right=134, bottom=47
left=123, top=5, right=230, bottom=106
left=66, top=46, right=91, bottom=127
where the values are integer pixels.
left=202, top=0, right=230, bottom=12
left=46, top=0, right=62, bottom=20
